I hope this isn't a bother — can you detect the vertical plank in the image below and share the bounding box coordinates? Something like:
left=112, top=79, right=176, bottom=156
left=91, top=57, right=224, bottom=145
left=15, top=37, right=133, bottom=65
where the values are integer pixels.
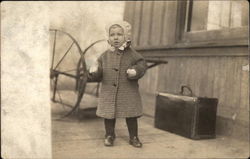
left=157, top=65, right=164, bottom=92
left=175, top=57, right=186, bottom=94
left=222, top=57, right=244, bottom=137
left=212, top=57, right=220, bottom=98
left=230, top=57, right=242, bottom=114
left=192, top=57, right=204, bottom=96
left=150, top=66, right=157, bottom=93
left=167, top=57, right=182, bottom=93
left=164, top=57, right=173, bottom=92
left=178, top=57, right=192, bottom=94
left=157, top=58, right=170, bottom=92
left=239, top=57, right=249, bottom=109
left=164, top=57, right=172, bottom=92
left=152, top=66, right=159, bottom=93
left=139, top=62, right=159, bottom=94
left=159, top=1, right=167, bottom=45
left=162, top=1, right=178, bottom=45
left=235, top=57, right=249, bottom=136
left=223, top=57, right=236, bottom=113
left=150, top=1, right=164, bottom=46
left=186, top=57, right=198, bottom=95
left=231, top=57, right=242, bottom=110
left=144, top=70, right=149, bottom=92
left=179, top=57, right=202, bottom=96
left=146, top=67, right=151, bottom=93
left=139, top=65, right=149, bottom=93
left=218, top=57, right=240, bottom=119
left=217, top=58, right=229, bottom=118
left=123, top=1, right=135, bottom=27
left=161, top=1, right=168, bottom=45
left=183, top=58, right=192, bottom=87
left=212, top=57, right=225, bottom=118
left=148, top=1, right=154, bottom=46
left=204, top=57, right=215, bottom=97
left=139, top=1, right=153, bottom=46
left=198, top=57, right=209, bottom=97
left=177, top=57, right=185, bottom=90
left=161, top=57, right=175, bottom=92
left=132, top=1, right=142, bottom=47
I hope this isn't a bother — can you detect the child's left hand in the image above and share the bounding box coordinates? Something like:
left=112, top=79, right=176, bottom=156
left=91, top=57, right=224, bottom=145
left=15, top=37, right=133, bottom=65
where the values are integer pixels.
left=126, top=69, right=137, bottom=78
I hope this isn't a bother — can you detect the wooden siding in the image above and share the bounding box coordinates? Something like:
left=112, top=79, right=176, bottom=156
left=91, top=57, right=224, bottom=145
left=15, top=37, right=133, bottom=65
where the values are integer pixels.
left=124, top=1, right=178, bottom=47
left=139, top=55, right=248, bottom=120
left=139, top=55, right=249, bottom=140
left=125, top=1, right=249, bottom=140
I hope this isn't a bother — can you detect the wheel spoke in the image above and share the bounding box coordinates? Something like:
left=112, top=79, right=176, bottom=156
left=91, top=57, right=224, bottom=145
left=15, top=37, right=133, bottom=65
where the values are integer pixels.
left=56, top=90, right=74, bottom=109
left=52, top=74, right=59, bottom=102
left=53, top=90, right=74, bottom=109
left=75, top=59, right=83, bottom=91
left=57, top=90, right=67, bottom=111
left=51, top=30, right=57, bottom=69
left=52, top=70, right=78, bottom=79
left=63, top=68, right=77, bottom=73
left=54, top=41, right=74, bottom=69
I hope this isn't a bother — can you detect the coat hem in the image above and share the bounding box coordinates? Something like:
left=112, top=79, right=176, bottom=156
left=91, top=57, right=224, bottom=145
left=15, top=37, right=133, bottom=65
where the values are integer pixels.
left=96, top=113, right=143, bottom=119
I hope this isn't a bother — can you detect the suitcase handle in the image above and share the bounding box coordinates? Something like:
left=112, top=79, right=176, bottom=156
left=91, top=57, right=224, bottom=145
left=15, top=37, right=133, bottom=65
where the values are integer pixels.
left=180, top=85, right=193, bottom=96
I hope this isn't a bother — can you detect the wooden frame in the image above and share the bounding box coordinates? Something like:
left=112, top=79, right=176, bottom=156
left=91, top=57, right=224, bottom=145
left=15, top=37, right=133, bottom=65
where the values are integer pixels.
left=176, top=0, right=248, bottom=47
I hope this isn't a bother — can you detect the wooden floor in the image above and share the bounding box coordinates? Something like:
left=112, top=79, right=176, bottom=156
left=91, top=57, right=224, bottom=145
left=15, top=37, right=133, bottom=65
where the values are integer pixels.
left=51, top=93, right=249, bottom=159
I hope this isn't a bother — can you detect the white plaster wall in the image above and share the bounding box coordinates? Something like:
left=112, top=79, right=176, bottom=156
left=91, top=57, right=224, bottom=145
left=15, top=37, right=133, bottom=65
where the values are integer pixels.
left=1, top=2, right=51, bottom=159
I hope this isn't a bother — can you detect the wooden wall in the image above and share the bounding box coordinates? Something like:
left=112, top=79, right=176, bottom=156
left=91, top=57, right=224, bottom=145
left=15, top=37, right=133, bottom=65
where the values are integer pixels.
left=140, top=56, right=248, bottom=120
left=139, top=53, right=249, bottom=140
left=124, top=1, right=177, bottom=47
left=125, top=1, right=249, bottom=140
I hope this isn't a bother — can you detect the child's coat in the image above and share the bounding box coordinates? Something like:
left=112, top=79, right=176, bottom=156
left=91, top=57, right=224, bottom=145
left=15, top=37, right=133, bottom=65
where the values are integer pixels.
left=88, top=47, right=147, bottom=119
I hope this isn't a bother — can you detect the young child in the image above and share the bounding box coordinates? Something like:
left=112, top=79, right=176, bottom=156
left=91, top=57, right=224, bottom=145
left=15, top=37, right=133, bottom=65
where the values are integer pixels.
left=88, top=21, right=147, bottom=148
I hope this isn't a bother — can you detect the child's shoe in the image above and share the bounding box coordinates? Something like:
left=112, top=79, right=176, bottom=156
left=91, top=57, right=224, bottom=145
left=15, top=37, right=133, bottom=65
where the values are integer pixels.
left=104, top=135, right=115, bottom=146
left=129, top=136, right=142, bottom=148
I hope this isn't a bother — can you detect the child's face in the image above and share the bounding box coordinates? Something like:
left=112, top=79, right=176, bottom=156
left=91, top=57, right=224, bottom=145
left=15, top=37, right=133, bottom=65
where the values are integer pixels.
left=109, top=26, right=126, bottom=48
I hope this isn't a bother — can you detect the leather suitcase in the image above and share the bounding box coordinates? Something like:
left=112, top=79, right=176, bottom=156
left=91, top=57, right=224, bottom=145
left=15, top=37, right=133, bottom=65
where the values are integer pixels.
left=154, top=86, right=218, bottom=140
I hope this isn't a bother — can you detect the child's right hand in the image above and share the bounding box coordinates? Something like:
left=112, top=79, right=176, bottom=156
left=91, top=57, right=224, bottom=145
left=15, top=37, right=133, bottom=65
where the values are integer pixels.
left=89, top=66, right=98, bottom=73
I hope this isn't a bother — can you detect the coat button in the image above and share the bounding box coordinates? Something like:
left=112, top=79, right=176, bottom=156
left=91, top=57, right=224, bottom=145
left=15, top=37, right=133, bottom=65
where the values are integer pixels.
left=113, top=68, right=118, bottom=71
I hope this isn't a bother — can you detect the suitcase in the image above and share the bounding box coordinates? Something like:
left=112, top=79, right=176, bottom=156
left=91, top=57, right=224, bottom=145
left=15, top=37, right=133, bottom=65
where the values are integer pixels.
left=154, top=85, right=218, bottom=140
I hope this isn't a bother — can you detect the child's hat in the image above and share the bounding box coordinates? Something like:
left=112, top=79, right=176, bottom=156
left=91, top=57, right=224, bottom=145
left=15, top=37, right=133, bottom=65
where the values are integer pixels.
left=105, top=20, right=132, bottom=41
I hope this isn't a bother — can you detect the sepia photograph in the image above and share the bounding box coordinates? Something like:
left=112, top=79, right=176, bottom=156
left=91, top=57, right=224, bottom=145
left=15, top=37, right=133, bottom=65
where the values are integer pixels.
left=1, top=1, right=249, bottom=159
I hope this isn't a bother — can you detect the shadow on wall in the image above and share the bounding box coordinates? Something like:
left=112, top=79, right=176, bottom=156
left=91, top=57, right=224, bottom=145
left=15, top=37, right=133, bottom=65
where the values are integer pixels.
left=49, top=1, right=125, bottom=90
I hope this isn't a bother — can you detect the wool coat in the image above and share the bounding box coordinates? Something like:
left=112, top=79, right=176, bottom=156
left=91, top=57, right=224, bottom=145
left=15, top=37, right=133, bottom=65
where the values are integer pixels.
left=88, top=47, right=147, bottom=119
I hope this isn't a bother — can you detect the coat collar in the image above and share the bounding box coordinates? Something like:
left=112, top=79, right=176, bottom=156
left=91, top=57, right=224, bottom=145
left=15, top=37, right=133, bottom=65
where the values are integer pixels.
left=109, top=41, right=131, bottom=52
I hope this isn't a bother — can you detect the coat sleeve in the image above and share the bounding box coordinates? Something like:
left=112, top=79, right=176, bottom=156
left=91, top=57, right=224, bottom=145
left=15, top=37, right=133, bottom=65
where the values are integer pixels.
left=87, top=56, right=103, bottom=82
left=127, top=53, right=147, bottom=80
